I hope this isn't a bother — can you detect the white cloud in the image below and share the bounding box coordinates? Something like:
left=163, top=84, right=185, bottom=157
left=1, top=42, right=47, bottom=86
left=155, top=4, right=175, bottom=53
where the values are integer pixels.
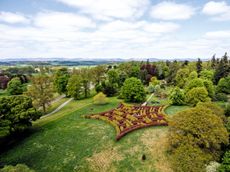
left=204, top=30, right=230, bottom=39
left=143, top=22, right=180, bottom=33
left=56, top=0, right=149, bottom=20
left=150, top=2, right=195, bottom=20
left=34, top=11, right=96, bottom=30
left=0, top=11, right=30, bottom=24
left=202, top=1, right=230, bottom=21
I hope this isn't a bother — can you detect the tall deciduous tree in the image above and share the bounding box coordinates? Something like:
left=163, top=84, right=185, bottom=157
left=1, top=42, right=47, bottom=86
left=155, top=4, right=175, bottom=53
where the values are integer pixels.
left=67, top=74, right=83, bottom=100
left=54, top=68, right=69, bottom=95
left=26, top=74, right=54, bottom=113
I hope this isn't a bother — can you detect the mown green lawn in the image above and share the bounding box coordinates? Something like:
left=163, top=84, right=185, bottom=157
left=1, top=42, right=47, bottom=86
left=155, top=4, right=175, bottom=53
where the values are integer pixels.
left=0, top=97, right=186, bottom=172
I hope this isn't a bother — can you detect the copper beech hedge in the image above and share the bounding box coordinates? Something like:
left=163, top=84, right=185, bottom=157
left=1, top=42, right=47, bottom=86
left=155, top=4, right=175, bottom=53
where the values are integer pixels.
left=86, top=103, right=168, bottom=140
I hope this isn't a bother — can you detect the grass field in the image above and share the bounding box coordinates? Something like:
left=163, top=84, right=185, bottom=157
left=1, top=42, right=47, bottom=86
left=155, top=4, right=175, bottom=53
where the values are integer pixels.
left=0, top=96, right=189, bottom=172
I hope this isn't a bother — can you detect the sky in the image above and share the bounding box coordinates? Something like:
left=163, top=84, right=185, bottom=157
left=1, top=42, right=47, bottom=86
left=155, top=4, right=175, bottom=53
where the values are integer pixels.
left=0, top=0, right=230, bottom=60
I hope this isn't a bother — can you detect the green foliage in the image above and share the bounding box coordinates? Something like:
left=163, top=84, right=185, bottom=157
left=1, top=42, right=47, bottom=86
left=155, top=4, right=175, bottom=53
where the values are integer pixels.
left=200, top=70, right=214, bottom=81
left=225, top=117, right=230, bottom=132
left=186, top=87, right=211, bottom=106
left=26, top=74, right=54, bottom=113
left=214, top=93, right=228, bottom=102
left=175, top=68, right=189, bottom=88
left=216, top=76, right=230, bottom=94
left=203, top=79, right=215, bottom=98
left=0, top=164, right=35, bottom=172
left=169, top=87, right=185, bottom=105
left=7, top=77, right=23, bottom=95
left=91, top=65, right=106, bottom=84
left=225, top=103, right=230, bottom=117
left=95, top=83, right=103, bottom=93
left=170, top=143, right=212, bottom=172
left=185, top=78, right=204, bottom=91
left=93, top=92, right=108, bottom=105
left=196, top=58, right=202, bottom=74
left=0, top=96, right=41, bottom=137
left=67, top=74, right=82, bottom=100
left=169, top=107, right=229, bottom=171
left=218, top=150, right=230, bottom=172
left=147, top=84, right=155, bottom=93
left=101, top=80, right=118, bottom=97
left=196, top=102, right=225, bottom=120
left=188, top=71, right=198, bottom=80
left=107, top=69, right=119, bottom=84
left=54, top=68, right=69, bottom=95
left=150, top=76, right=160, bottom=86
left=121, top=77, right=146, bottom=102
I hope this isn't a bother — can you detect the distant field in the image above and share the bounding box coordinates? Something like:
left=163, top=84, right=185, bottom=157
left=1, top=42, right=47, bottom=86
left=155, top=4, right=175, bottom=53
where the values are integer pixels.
left=0, top=97, right=179, bottom=172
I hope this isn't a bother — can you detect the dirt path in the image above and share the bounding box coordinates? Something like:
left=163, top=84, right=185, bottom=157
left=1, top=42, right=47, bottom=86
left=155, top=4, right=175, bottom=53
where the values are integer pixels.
left=41, top=98, right=73, bottom=119
left=142, top=93, right=154, bottom=106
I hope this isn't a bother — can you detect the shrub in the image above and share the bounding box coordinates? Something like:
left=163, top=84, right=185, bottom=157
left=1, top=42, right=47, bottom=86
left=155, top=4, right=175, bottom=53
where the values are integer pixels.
left=206, top=161, right=220, bottom=172
left=170, top=143, right=212, bottom=172
left=1, top=164, right=35, bottom=172
left=169, top=87, right=185, bottom=105
left=200, top=70, right=214, bottom=81
left=225, top=117, right=230, bottom=132
left=214, top=93, right=228, bottom=102
left=147, top=84, right=155, bottom=93
left=196, top=102, right=225, bottom=121
left=185, top=87, right=211, bottom=106
left=218, top=150, right=230, bottom=172
left=93, top=92, right=108, bottom=105
left=121, top=77, right=146, bottom=103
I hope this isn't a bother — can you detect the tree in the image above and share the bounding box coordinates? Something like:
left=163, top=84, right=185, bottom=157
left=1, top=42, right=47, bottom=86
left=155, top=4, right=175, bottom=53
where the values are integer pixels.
left=186, top=87, right=210, bottom=106
left=196, top=58, right=202, bottom=75
left=214, top=53, right=230, bottom=84
left=107, top=69, right=119, bottom=84
left=168, top=107, right=229, bottom=171
left=0, top=96, right=41, bottom=137
left=93, top=92, right=108, bottom=105
left=67, top=74, right=83, bottom=100
left=188, top=71, right=198, bottom=80
left=211, top=54, right=216, bottom=69
left=175, top=68, right=190, bottom=88
left=7, top=77, right=23, bottom=95
left=150, top=76, right=160, bottom=86
left=79, top=68, right=92, bottom=98
left=196, top=102, right=225, bottom=121
left=200, top=70, right=214, bottom=81
left=91, top=65, right=106, bottom=84
left=203, top=79, right=215, bottom=98
left=185, top=78, right=204, bottom=91
left=170, top=143, right=211, bottom=172
left=169, top=87, right=185, bottom=105
left=101, top=80, right=118, bottom=97
left=216, top=76, right=230, bottom=94
left=26, top=74, right=54, bottom=113
left=53, top=68, right=69, bottom=95
left=121, top=77, right=146, bottom=102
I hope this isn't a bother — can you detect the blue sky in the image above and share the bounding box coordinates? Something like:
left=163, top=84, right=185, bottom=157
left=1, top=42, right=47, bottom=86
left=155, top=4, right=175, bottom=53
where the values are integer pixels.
left=0, top=0, right=230, bottom=59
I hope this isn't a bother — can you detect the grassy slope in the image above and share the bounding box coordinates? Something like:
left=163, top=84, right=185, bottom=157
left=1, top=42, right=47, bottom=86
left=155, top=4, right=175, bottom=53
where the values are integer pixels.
left=0, top=97, right=184, bottom=172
